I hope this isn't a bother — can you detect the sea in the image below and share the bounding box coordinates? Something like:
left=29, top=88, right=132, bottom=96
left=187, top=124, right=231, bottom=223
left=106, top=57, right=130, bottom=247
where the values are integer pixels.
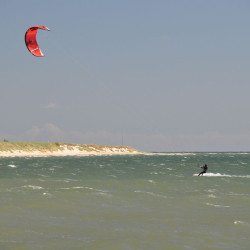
left=0, top=153, right=249, bottom=250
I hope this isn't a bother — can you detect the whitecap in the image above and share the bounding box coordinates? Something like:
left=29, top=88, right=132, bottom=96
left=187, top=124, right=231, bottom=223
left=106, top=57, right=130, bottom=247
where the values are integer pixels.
left=23, top=185, right=44, bottom=190
left=234, top=220, right=248, bottom=226
left=108, top=175, right=117, bottom=178
left=62, top=179, right=77, bottom=183
left=60, top=186, right=109, bottom=193
left=208, top=194, right=217, bottom=198
left=43, top=192, right=52, bottom=197
left=234, top=220, right=244, bottom=225
left=134, top=190, right=168, bottom=199
left=96, top=192, right=112, bottom=197
left=38, top=174, right=50, bottom=178
left=148, top=180, right=156, bottom=183
left=229, top=192, right=249, bottom=196
left=61, top=186, right=88, bottom=190
left=150, top=172, right=158, bottom=175
left=205, top=202, right=230, bottom=208
left=8, top=164, right=17, bottom=168
left=207, top=189, right=217, bottom=193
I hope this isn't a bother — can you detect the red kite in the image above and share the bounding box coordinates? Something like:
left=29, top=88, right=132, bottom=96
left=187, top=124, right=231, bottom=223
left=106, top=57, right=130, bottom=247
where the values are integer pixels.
left=25, top=26, right=50, bottom=57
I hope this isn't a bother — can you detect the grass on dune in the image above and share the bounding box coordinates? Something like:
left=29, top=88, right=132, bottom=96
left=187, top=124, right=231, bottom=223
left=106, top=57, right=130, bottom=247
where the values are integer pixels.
left=0, top=141, right=139, bottom=152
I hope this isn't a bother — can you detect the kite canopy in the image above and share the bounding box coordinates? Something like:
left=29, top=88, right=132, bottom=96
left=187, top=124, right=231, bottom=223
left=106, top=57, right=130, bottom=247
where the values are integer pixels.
left=25, top=26, right=50, bottom=57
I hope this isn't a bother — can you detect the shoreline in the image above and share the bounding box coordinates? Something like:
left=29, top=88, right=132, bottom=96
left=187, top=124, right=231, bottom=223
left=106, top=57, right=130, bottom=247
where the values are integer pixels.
left=0, top=141, right=213, bottom=157
left=0, top=146, right=144, bottom=158
left=0, top=141, right=147, bottom=157
left=0, top=150, right=197, bottom=158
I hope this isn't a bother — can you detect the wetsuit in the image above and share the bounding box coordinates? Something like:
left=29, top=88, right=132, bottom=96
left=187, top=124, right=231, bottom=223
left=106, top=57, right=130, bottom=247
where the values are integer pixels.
left=198, top=164, right=207, bottom=176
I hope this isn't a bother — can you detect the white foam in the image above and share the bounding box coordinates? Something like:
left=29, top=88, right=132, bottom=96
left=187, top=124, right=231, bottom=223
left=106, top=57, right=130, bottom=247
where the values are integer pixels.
left=207, top=189, right=217, bottom=193
left=23, top=185, right=44, bottom=190
left=205, top=173, right=231, bottom=177
left=134, top=190, right=168, bottom=199
left=208, top=194, right=217, bottom=198
left=96, top=192, right=112, bottom=197
left=150, top=172, right=159, bottom=175
left=229, top=192, right=248, bottom=196
left=148, top=180, right=156, bottom=183
left=108, top=175, right=117, bottom=178
left=38, top=174, right=49, bottom=178
left=8, top=164, right=17, bottom=168
left=61, top=186, right=90, bottom=190
left=43, top=192, right=52, bottom=197
left=205, top=202, right=230, bottom=208
left=234, top=220, right=248, bottom=226
left=193, top=173, right=250, bottom=178
left=60, top=186, right=109, bottom=193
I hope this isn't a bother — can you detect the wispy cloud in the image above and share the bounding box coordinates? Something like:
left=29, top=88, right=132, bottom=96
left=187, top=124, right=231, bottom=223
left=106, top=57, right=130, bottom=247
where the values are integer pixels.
left=45, top=103, right=57, bottom=109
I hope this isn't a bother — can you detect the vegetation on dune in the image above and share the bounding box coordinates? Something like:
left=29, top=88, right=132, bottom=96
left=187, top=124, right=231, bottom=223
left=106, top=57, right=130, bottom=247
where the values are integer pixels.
left=0, top=141, right=61, bottom=152
left=0, top=141, right=139, bottom=153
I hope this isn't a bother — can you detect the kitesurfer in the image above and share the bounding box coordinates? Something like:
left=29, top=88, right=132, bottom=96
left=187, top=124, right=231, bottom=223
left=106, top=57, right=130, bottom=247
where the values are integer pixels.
left=198, top=164, right=208, bottom=176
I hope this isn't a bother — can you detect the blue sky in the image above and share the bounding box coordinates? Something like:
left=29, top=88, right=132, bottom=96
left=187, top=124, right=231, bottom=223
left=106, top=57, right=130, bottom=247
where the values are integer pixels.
left=1, top=0, right=250, bottom=151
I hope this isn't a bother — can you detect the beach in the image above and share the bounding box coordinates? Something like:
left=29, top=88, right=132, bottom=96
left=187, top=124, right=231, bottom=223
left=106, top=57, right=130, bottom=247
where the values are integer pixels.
left=0, top=144, right=143, bottom=157
left=0, top=141, right=198, bottom=157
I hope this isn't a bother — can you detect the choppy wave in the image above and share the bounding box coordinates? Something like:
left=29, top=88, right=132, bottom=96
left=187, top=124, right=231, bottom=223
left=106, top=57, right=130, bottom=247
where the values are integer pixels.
left=22, top=185, right=44, bottom=190
left=8, top=164, right=17, bottom=168
left=134, top=190, right=169, bottom=199
left=148, top=180, right=156, bottom=183
left=1, top=154, right=250, bottom=250
left=207, top=189, right=217, bottom=193
left=208, top=194, right=217, bottom=198
left=234, top=220, right=249, bottom=226
left=42, top=192, right=52, bottom=197
left=205, top=202, right=230, bottom=208
left=60, top=186, right=109, bottom=194
left=229, top=192, right=249, bottom=196
left=108, top=175, right=117, bottom=178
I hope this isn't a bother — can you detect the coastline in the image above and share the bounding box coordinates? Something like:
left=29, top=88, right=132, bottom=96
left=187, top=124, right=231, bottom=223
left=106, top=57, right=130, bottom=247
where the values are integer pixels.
left=0, top=150, right=197, bottom=157
left=0, top=145, right=143, bottom=158
left=0, top=141, right=198, bottom=157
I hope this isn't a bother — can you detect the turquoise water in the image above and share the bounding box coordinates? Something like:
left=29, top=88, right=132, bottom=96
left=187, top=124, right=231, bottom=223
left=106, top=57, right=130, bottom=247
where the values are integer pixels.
left=0, top=153, right=249, bottom=249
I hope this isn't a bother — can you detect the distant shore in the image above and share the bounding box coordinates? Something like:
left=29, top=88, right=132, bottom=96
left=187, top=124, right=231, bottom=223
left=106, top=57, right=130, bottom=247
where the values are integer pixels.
left=0, top=141, right=200, bottom=157
left=0, top=141, right=145, bottom=157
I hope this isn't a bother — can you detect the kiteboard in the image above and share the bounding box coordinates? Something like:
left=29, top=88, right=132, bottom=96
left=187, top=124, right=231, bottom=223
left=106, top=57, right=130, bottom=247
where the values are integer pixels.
left=192, top=173, right=214, bottom=177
